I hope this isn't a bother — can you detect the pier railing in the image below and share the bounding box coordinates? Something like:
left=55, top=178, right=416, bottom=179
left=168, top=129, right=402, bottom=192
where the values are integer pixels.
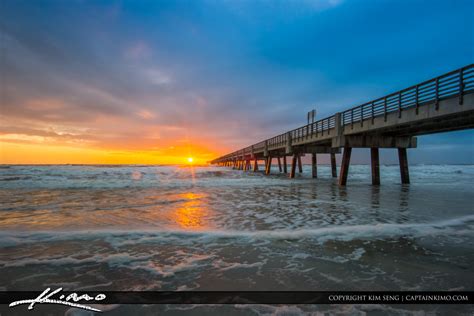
left=342, top=65, right=474, bottom=126
left=213, top=64, right=474, bottom=162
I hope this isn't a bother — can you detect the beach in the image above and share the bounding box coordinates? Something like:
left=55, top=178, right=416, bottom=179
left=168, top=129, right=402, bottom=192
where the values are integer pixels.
left=0, top=164, right=473, bottom=315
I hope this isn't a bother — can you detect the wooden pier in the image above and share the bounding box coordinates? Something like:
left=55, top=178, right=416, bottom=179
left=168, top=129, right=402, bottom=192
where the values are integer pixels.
left=211, top=65, right=474, bottom=185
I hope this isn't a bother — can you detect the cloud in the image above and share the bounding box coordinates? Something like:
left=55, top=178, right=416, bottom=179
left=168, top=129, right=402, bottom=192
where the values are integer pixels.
left=0, top=0, right=473, bottom=163
left=124, top=41, right=152, bottom=60
left=0, top=125, right=97, bottom=146
left=144, top=69, right=172, bottom=85
left=136, top=109, right=157, bottom=120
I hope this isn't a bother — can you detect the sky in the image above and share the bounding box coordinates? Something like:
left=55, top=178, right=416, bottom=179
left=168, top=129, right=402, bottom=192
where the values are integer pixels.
left=0, top=0, right=473, bottom=164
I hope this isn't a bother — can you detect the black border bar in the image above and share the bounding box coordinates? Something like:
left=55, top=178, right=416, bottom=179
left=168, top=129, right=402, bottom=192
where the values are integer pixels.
left=1, top=291, right=473, bottom=305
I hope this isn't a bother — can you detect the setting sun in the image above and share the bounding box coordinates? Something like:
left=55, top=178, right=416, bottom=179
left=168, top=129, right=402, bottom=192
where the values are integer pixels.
left=187, top=157, right=194, bottom=163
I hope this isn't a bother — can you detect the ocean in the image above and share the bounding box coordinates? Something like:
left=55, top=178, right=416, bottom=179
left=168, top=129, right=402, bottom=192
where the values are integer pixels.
left=0, top=164, right=473, bottom=315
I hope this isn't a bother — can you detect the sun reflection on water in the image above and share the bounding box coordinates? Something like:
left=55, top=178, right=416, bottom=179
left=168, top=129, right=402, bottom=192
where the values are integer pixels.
left=173, top=192, right=210, bottom=230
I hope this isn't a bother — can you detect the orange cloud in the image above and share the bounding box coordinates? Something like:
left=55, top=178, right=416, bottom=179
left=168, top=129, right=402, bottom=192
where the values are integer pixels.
left=25, top=99, right=67, bottom=111
left=136, top=109, right=156, bottom=120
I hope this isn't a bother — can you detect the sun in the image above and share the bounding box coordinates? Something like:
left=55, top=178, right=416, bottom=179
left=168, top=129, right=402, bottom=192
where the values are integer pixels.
left=187, top=157, right=194, bottom=163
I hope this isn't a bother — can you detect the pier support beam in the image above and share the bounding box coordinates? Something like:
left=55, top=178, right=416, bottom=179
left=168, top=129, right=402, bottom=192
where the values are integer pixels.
left=297, top=154, right=303, bottom=173
left=339, top=147, right=352, bottom=186
left=332, top=135, right=417, bottom=149
left=253, top=158, right=259, bottom=172
left=278, top=157, right=282, bottom=172
left=371, top=148, right=380, bottom=185
left=283, top=156, right=287, bottom=173
left=398, top=148, right=410, bottom=184
left=311, top=153, right=317, bottom=178
left=331, top=153, right=337, bottom=178
left=289, top=154, right=297, bottom=178
left=265, top=157, right=272, bottom=175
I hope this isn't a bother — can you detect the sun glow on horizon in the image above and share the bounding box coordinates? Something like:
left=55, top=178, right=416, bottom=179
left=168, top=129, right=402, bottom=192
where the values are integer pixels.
left=0, top=141, right=222, bottom=165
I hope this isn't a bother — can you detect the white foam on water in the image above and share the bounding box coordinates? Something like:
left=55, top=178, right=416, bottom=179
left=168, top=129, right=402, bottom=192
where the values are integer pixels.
left=140, top=254, right=215, bottom=277
left=212, top=258, right=268, bottom=271
left=349, top=248, right=366, bottom=260
left=2, top=164, right=473, bottom=190
left=0, top=252, right=154, bottom=268
left=292, top=253, right=311, bottom=259
left=317, top=247, right=367, bottom=264
left=1, top=214, right=472, bottom=249
left=0, top=250, right=218, bottom=281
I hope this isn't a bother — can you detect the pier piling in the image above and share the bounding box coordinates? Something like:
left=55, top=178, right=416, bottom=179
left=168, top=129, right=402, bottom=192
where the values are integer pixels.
left=297, top=155, right=303, bottom=173
left=265, top=157, right=272, bottom=175
left=398, top=148, right=410, bottom=184
left=339, top=147, right=352, bottom=186
left=311, top=153, right=317, bottom=178
left=331, top=153, right=337, bottom=178
left=371, top=148, right=380, bottom=185
left=290, top=154, right=297, bottom=178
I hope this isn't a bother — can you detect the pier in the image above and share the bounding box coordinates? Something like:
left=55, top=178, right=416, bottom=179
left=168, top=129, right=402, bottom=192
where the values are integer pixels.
left=211, top=65, right=474, bottom=185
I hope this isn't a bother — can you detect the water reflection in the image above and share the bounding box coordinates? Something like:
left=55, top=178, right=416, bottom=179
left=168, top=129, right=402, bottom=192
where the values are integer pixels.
left=370, top=185, right=381, bottom=208
left=174, top=192, right=210, bottom=230
left=369, top=185, right=382, bottom=223
left=397, top=185, right=411, bottom=223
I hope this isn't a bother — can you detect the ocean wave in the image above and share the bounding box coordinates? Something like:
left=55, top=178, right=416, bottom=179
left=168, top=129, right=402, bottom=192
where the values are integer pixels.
left=1, top=164, right=473, bottom=190
left=1, top=214, right=473, bottom=248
